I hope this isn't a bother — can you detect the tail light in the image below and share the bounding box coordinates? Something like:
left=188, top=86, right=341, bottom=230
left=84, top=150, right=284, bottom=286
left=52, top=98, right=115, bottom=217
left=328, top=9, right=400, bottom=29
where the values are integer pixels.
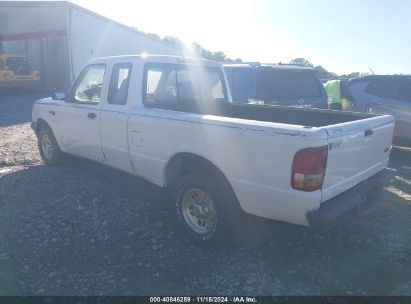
left=291, top=146, right=328, bottom=191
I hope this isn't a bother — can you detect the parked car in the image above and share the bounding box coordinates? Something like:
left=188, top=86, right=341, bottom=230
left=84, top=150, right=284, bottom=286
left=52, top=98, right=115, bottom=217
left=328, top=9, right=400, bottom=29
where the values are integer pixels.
left=347, top=75, right=411, bottom=143
left=32, top=55, right=395, bottom=245
left=223, top=62, right=328, bottom=109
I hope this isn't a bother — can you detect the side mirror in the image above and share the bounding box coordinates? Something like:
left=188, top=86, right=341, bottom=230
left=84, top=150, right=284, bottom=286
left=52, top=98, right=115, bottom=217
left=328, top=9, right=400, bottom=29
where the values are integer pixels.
left=52, top=88, right=68, bottom=101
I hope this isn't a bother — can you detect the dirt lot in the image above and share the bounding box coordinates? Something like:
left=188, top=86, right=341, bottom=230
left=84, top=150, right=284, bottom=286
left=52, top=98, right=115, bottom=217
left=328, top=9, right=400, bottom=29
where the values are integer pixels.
left=1, top=94, right=411, bottom=296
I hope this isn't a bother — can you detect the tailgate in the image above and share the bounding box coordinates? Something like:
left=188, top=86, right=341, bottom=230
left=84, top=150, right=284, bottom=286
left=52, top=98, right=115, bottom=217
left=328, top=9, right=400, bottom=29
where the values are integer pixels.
left=321, top=115, right=394, bottom=202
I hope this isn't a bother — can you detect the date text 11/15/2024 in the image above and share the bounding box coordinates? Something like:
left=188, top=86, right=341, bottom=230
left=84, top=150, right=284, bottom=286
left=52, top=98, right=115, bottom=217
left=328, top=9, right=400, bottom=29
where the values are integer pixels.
left=149, top=297, right=258, bottom=303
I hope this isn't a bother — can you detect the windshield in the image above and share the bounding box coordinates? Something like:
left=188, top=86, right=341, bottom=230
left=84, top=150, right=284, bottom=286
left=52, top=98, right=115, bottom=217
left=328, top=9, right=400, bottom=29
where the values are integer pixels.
left=226, top=67, right=323, bottom=103
left=6, top=57, right=31, bottom=75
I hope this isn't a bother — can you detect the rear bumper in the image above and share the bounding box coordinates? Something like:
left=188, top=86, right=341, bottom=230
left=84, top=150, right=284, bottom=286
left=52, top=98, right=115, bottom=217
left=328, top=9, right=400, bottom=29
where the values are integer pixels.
left=307, top=168, right=396, bottom=226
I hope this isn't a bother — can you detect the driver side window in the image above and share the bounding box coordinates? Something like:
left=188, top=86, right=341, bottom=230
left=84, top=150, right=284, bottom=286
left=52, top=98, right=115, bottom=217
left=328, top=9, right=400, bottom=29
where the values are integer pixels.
left=73, top=64, right=106, bottom=103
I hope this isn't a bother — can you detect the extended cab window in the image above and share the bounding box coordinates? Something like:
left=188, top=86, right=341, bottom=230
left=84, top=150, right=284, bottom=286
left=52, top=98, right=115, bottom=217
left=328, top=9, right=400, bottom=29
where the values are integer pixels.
left=145, top=65, right=178, bottom=105
left=200, top=68, right=226, bottom=100
left=73, top=64, right=106, bottom=103
left=143, top=63, right=226, bottom=111
left=108, top=63, right=132, bottom=105
left=176, top=68, right=200, bottom=101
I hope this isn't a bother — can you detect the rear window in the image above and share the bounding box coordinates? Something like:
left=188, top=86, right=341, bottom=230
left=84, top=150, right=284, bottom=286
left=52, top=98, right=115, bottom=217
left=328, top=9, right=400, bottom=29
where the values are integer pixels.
left=365, top=78, right=411, bottom=102
left=225, top=67, right=323, bottom=103
left=256, top=69, right=322, bottom=99
left=225, top=68, right=255, bottom=103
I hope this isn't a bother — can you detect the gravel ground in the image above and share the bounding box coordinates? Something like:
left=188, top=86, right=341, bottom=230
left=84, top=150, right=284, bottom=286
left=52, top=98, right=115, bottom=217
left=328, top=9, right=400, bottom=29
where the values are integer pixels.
left=0, top=94, right=411, bottom=296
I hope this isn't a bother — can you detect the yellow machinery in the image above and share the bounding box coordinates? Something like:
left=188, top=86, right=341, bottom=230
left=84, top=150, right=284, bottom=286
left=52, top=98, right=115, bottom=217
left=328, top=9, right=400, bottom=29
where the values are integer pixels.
left=0, top=53, right=40, bottom=88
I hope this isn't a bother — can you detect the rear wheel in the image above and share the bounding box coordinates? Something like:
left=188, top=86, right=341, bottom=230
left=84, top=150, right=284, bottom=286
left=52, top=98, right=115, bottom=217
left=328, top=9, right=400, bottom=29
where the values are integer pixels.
left=38, top=126, right=65, bottom=165
left=175, top=174, right=234, bottom=245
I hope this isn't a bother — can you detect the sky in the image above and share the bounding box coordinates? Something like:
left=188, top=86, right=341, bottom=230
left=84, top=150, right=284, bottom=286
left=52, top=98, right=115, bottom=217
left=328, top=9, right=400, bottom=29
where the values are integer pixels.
left=70, top=0, right=411, bottom=75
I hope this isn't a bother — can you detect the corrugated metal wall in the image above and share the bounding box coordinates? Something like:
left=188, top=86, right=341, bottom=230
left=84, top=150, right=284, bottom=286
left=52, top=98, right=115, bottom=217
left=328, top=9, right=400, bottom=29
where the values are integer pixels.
left=0, top=3, right=71, bottom=91
left=0, top=3, right=67, bottom=34
left=3, top=38, right=71, bottom=90
left=0, top=1, right=181, bottom=91
left=67, top=6, right=181, bottom=81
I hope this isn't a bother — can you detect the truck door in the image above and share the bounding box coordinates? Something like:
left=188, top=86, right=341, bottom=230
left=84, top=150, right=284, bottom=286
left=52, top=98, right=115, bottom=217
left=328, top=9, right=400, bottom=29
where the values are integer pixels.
left=58, top=64, right=106, bottom=162
left=100, top=62, right=134, bottom=173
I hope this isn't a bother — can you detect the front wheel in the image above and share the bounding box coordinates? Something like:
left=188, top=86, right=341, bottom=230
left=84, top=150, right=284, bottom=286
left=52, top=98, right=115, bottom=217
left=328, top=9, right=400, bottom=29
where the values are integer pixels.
left=38, top=127, right=65, bottom=165
left=175, top=174, right=232, bottom=245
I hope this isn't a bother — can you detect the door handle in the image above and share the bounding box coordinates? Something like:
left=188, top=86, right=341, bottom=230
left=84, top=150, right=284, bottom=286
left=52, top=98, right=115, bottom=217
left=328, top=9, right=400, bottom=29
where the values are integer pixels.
left=364, top=129, right=374, bottom=137
left=49, top=110, right=55, bottom=116
left=88, top=113, right=97, bottom=119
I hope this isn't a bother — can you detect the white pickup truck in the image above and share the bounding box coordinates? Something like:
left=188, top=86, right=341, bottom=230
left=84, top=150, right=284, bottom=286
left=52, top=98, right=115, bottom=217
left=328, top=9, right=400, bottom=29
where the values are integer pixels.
left=32, top=55, right=395, bottom=244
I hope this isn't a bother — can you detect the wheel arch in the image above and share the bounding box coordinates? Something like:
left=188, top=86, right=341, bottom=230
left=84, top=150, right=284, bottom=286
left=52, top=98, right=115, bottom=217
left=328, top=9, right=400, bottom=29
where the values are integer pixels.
left=34, top=118, right=62, bottom=151
left=165, top=152, right=246, bottom=231
left=34, top=118, right=52, bottom=135
left=165, top=153, right=241, bottom=206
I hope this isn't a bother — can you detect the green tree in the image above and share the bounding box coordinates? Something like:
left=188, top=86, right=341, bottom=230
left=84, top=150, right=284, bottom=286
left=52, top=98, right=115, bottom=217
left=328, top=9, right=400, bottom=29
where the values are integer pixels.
left=346, top=72, right=360, bottom=78
left=315, top=65, right=337, bottom=79
left=163, top=36, right=186, bottom=51
left=289, top=58, right=338, bottom=80
left=289, top=58, right=314, bottom=67
left=146, top=32, right=160, bottom=40
left=191, top=42, right=240, bottom=62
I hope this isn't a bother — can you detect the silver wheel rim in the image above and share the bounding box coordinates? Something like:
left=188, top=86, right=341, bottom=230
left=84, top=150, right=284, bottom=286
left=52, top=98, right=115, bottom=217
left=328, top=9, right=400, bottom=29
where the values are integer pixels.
left=41, top=133, right=53, bottom=160
left=181, top=188, right=217, bottom=235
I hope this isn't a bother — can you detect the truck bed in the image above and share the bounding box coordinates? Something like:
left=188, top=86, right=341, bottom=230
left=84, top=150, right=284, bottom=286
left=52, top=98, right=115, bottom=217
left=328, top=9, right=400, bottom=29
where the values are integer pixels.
left=206, top=102, right=376, bottom=127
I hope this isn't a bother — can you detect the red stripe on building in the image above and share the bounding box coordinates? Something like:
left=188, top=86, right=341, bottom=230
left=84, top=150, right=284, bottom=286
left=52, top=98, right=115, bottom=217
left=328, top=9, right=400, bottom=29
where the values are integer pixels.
left=1, top=30, right=68, bottom=41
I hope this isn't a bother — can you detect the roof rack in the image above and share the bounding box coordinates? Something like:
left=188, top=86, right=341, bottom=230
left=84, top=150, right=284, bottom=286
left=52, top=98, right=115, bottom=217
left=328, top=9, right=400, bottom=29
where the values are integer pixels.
left=241, top=62, right=261, bottom=66
left=224, top=62, right=261, bottom=67
left=278, top=62, right=310, bottom=67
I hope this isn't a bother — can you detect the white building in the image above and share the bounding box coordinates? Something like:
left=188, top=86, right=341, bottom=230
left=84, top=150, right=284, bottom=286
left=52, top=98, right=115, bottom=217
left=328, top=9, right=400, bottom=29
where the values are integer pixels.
left=0, top=1, right=180, bottom=90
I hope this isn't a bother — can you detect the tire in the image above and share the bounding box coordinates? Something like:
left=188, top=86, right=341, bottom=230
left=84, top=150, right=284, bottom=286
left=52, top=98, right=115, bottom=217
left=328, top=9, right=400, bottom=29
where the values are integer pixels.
left=37, top=126, right=65, bottom=165
left=175, top=174, right=236, bottom=246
